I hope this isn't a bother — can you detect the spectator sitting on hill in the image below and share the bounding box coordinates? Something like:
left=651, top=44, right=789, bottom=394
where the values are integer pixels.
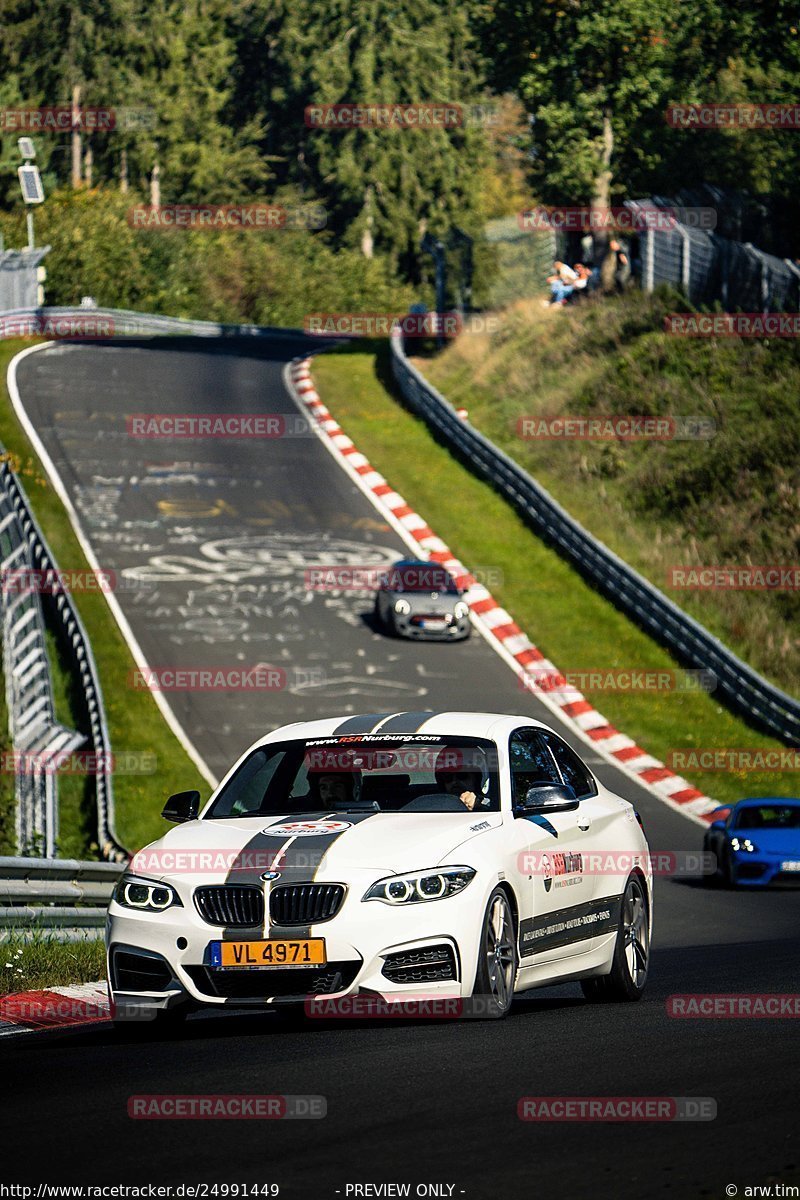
left=543, top=261, right=579, bottom=307
left=572, top=263, right=594, bottom=296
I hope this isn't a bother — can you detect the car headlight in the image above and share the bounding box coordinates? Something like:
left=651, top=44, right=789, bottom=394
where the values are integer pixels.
left=363, top=866, right=476, bottom=905
left=453, top=601, right=470, bottom=620
left=394, top=598, right=411, bottom=615
left=114, top=875, right=183, bottom=912
left=730, top=837, right=758, bottom=853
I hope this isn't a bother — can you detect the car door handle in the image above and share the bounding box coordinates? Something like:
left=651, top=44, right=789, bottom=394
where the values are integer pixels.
left=578, top=816, right=592, bottom=831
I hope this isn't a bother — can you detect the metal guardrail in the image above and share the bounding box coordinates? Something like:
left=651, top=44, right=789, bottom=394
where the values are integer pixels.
left=0, top=305, right=310, bottom=340
left=0, top=458, right=128, bottom=861
left=0, top=463, right=85, bottom=857
left=390, top=330, right=800, bottom=746
left=1, top=306, right=312, bottom=864
left=0, top=855, right=122, bottom=940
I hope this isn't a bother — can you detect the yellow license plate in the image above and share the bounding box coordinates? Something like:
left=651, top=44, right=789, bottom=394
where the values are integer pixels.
left=212, top=939, right=326, bottom=969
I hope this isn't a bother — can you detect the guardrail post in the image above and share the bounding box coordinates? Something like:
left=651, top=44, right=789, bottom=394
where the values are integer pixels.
left=643, top=231, right=655, bottom=292
left=680, top=227, right=691, bottom=296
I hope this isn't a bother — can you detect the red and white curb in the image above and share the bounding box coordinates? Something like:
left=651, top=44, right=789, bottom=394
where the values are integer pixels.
left=288, top=357, right=719, bottom=825
left=0, top=980, right=109, bottom=1037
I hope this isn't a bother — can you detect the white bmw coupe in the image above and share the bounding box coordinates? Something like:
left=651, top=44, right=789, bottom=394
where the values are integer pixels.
left=107, top=711, right=653, bottom=1026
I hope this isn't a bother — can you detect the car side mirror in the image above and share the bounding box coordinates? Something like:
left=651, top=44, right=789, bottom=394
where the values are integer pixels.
left=161, top=789, right=201, bottom=824
left=515, top=783, right=578, bottom=816
left=709, top=819, right=726, bottom=831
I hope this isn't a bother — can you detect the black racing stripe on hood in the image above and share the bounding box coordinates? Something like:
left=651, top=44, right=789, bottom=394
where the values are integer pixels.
left=374, top=710, right=436, bottom=733
left=331, top=712, right=395, bottom=734
left=217, top=810, right=380, bottom=939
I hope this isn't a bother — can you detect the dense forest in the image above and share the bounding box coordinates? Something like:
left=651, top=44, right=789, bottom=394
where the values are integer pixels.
left=1, top=0, right=798, bottom=311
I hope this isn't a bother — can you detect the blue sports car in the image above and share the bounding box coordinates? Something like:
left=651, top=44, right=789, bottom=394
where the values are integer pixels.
left=703, top=798, right=800, bottom=887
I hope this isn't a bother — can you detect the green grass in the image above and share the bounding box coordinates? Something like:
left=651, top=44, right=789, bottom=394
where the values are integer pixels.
left=0, top=935, right=106, bottom=996
left=419, top=289, right=800, bottom=698
left=312, top=342, right=800, bottom=806
left=45, top=626, right=95, bottom=859
left=0, top=339, right=208, bottom=854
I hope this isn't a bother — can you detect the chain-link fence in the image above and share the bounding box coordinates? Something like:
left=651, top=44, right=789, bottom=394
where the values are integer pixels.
left=484, top=217, right=557, bottom=308
left=628, top=199, right=800, bottom=311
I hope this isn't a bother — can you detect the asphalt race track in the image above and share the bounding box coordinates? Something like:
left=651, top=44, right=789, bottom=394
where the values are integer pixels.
left=5, top=337, right=800, bottom=1198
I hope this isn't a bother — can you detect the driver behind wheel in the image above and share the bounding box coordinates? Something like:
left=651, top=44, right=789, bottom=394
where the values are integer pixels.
left=434, top=748, right=489, bottom=812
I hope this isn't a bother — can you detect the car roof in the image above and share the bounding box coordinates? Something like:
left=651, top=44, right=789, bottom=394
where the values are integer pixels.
left=735, top=797, right=800, bottom=806
left=252, top=710, right=550, bottom=748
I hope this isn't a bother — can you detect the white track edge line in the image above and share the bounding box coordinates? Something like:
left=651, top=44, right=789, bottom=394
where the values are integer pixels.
left=7, top=342, right=217, bottom=790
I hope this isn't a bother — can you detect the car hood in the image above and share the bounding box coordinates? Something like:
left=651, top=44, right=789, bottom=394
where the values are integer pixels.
left=400, top=593, right=458, bottom=614
left=131, top=811, right=504, bottom=883
left=731, top=827, right=800, bottom=854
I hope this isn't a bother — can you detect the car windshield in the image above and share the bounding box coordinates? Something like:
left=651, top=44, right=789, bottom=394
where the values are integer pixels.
left=205, top=735, right=500, bottom=818
left=386, top=564, right=459, bottom=595
left=733, top=804, right=800, bottom=829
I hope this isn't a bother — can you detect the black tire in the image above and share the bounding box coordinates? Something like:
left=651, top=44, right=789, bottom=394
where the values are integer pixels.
left=701, top=836, right=717, bottom=886
left=470, top=887, right=517, bottom=1019
left=580, top=874, right=650, bottom=1003
left=721, top=844, right=735, bottom=888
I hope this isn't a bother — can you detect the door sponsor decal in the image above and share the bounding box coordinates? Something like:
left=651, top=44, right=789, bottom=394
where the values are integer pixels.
left=519, top=896, right=622, bottom=957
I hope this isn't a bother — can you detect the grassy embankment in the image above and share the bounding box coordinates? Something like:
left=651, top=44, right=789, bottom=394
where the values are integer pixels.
left=312, top=332, right=799, bottom=807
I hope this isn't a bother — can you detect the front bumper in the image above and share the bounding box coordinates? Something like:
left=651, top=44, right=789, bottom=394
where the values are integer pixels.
left=731, top=852, right=800, bottom=887
left=393, top=612, right=470, bottom=641
left=106, top=878, right=485, bottom=1015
